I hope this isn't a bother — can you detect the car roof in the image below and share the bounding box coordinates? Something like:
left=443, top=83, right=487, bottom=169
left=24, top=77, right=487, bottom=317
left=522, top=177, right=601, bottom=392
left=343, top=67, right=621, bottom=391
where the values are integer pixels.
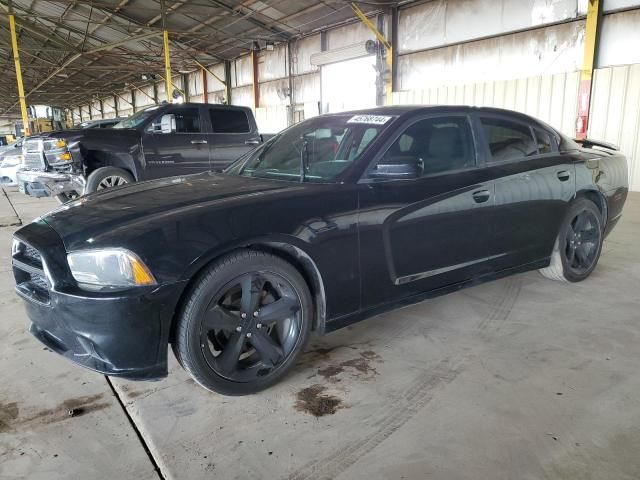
left=330, top=104, right=550, bottom=125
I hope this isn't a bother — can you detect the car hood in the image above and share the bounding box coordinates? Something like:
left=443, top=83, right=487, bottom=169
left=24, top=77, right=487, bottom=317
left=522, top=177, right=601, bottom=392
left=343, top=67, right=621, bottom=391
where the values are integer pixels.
left=41, top=172, right=308, bottom=250
left=27, top=127, right=140, bottom=145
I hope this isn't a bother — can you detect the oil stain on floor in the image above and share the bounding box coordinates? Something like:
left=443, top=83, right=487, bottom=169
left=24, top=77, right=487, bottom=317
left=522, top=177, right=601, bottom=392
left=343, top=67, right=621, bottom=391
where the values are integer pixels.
left=294, top=385, right=343, bottom=417
left=294, top=348, right=383, bottom=416
left=315, top=350, right=382, bottom=382
left=0, top=394, right=110, bottom=432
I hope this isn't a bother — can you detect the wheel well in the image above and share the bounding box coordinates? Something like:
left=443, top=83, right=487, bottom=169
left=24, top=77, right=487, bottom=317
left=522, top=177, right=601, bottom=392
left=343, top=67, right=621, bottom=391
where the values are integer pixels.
left=576, top=189, right=608, bottom=226
left=83, top=151, right=136, bottom=180
left=168, top=244, right=327, bottom=345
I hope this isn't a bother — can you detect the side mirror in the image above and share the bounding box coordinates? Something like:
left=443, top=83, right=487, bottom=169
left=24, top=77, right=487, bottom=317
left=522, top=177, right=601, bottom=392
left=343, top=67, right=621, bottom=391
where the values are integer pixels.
left=159, top=114, right=175, bottom=134
left=369, top=156, right=422, bottom=180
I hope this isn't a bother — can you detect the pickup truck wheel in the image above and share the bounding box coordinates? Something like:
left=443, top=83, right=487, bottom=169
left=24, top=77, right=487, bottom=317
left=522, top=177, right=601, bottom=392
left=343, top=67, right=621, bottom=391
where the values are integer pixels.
left=55, top=191, right=80, bottom=204
left=539, top=198, right=603, bottom=282
left=85, top=167, right=134, bottom=194
left=173, top=250, right=313, bottom=395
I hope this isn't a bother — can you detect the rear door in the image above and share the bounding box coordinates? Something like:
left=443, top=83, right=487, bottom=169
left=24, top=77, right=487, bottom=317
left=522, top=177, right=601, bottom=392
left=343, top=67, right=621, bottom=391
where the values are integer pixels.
left=141, top=105, right=210, bottom=179
left=205, top=106, right=261, bottom=171
left=476, top=114, right=575, bottom=269
left=358, top=113, right=498, bottom=309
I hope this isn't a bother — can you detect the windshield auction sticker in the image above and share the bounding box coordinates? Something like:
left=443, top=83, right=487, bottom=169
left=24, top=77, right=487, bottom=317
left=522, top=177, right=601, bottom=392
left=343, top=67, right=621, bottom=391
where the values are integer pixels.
left=347, top=115, right=392, bottom=125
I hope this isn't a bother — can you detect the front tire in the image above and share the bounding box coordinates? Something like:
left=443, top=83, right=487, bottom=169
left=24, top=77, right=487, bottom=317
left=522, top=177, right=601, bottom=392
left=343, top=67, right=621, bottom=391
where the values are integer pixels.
left=55, top=191, right=80, bottom=204
left=173, top=250, right=313, bottom=395
left=539, top=198, right=603, bottom=282
left=85, top=167, right=133, bottom=194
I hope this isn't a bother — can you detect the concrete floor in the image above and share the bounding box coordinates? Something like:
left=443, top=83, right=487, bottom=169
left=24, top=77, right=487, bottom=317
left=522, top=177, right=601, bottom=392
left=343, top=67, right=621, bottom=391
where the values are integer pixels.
left=1, top=186, right=640, bottom=480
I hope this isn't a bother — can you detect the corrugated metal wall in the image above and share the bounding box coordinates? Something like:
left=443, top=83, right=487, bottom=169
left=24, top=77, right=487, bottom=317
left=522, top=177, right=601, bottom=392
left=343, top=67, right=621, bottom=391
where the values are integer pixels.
left=589, top=64, right=640, bottom=191
left=392, top=71, right=580, bottom=137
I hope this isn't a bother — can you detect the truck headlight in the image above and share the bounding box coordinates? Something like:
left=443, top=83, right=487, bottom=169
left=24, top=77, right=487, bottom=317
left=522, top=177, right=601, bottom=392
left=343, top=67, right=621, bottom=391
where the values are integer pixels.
left=46, top=151, right=72, bottom=163
left=44, top=139, right=67, bottom=151
left=67, top=249, right=156, bottom=288
left=0, top=154, right=23, bottom=167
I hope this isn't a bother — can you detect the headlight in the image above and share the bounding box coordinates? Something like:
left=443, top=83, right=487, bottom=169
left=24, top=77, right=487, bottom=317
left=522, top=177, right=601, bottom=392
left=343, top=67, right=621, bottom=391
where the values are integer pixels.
left=45, top=151, right=72, bottom=163
left=44, top=138, right=67, bottom=151
left=0, top=154, right=23, bottom=167
left=67, top=249, right=156, bottom=288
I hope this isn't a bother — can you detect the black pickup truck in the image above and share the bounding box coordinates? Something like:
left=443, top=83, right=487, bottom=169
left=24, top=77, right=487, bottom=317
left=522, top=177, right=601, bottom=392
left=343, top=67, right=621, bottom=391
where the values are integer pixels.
left=17, top=103, right=267, bottom=202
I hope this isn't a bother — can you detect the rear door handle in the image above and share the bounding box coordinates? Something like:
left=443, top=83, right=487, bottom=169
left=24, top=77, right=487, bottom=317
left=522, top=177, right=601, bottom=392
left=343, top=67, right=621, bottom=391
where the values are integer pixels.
left=190, top=139, right=208, bottom=145
left=245, top=139, right=260, bottom=145
left=472, top=189, right=491, bottom=203
left=557, top=170, right=570, bottom=181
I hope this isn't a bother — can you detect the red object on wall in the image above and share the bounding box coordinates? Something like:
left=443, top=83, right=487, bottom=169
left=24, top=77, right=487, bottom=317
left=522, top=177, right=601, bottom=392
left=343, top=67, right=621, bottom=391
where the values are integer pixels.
left=576, top=78, right=592, bottom=140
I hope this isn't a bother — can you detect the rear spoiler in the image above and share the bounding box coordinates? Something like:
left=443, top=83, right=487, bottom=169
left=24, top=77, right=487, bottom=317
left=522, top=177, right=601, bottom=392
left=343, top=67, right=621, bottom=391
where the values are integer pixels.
left=575, top=138, right=619, bottom=151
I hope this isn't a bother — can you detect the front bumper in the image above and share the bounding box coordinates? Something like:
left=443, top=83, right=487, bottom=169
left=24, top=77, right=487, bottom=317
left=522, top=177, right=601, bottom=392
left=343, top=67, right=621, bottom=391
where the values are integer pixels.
left=13, top=220, right=187, bottom=380
left=16, top=169, right=85, bottom=198
left=23, top=283, right=185, bottom=380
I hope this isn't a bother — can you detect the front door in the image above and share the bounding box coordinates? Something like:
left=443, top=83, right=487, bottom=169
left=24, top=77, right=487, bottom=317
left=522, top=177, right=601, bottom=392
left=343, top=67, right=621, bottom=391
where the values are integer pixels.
left=141, top=105, right=210, bottom=180
left=358, top=114, right=497, bottom=309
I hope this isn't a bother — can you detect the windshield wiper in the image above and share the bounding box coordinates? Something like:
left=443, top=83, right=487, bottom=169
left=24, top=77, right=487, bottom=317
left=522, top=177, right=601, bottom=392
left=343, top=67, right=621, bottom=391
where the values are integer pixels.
left=299, top=139, right=309, bottom=183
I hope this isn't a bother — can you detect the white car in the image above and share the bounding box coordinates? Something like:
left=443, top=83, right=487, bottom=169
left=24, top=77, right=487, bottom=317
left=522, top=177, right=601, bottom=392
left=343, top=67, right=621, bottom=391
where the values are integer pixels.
left=0, top=152, right=23, bottom=187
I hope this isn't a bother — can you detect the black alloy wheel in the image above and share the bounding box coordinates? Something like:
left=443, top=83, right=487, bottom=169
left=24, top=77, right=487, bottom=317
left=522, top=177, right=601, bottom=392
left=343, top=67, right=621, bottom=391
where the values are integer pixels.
left=563, top=208, right=601, bottom=275
left=200, top=271, right=302, bottom=382
left=539, top=198, right=603, bottom=282
left=173, top=251, right=312, bottom=395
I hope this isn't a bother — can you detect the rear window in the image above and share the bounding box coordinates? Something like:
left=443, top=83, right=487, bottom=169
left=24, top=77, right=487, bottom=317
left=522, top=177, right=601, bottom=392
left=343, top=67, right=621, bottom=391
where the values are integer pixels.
left=210, top=108, right=250, bottom=133
left=480, top=117, right=538, bottom=162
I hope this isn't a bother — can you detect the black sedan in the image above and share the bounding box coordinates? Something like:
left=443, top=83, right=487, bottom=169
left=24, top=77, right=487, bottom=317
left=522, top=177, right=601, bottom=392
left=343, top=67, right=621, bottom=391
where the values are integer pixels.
left=12, top=106, right=628, bottom=395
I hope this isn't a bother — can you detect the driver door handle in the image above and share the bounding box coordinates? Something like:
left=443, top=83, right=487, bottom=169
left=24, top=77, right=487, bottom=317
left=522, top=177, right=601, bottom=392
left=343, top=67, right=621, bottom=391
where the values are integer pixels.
left=472, top=189, right=491, bottom=203
left=245, top=139, right=260, bottom=145
left=190, top=139, right=208, bottom=145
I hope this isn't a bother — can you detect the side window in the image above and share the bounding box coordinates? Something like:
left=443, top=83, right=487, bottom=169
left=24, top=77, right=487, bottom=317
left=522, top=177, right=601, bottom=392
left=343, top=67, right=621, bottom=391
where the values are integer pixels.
left=150, top=107, right=201, bottom=133
left=210, top=108, right=250, bottom=133
left=480, top=117, right=537, bottom=161
left=376, top=116, right=476, bottom=177
left=533, top=127, right=554, bottom=154
left=173, top=108, right=201, bottom=133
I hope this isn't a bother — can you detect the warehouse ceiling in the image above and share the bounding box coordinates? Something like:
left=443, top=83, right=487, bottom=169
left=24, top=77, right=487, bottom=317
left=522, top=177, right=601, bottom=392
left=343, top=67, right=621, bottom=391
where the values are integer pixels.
left=0, top=0, right=389, bottom=114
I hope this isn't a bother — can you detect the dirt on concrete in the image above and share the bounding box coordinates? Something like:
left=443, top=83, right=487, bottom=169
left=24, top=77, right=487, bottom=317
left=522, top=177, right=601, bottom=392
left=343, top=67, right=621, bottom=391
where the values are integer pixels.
left=294, top=385, right=343, bottom=417
left=315, top=350, right=382, bottom=382
left=0, top=394, right=110, bottom=432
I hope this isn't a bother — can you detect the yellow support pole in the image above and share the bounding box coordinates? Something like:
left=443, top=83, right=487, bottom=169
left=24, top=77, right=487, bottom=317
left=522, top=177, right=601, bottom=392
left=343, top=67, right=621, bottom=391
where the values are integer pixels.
left=160, top=0, right=173, bottom=103
left=163, top=29, right=173, bottom=103
left=576, top=0, right=602, bottom=139
left=8, top=8, right=30, bottom=136
left=351, top=3, right=393, bottom=105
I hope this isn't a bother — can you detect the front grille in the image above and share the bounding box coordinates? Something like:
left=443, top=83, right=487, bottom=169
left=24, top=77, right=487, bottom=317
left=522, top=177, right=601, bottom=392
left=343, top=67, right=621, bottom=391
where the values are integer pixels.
left=24, top=244, right=42, bottom=263
left=23, top=139, right=45, bottom=170
left=12, top=239, right=50, bottom=304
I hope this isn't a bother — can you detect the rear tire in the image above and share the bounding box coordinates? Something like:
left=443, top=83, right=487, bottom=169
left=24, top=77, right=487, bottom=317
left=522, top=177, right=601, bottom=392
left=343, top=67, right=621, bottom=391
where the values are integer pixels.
left=539, top=198, right=603, bottom=282
left=85, top=167, right=133, bottom=194
left=173, top=250, right=313, bottom=395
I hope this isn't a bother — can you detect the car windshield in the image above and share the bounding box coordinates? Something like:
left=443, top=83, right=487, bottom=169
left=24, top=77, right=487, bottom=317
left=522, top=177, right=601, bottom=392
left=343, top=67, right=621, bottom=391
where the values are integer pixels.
left=226, top=114, right=393, bottom=183
left=113, top=105, right=161, bottom=129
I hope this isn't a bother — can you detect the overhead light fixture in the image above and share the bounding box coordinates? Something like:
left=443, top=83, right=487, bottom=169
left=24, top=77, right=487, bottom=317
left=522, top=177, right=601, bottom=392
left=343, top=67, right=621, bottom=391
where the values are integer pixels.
left=265, top=41, right=275, bottom=51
